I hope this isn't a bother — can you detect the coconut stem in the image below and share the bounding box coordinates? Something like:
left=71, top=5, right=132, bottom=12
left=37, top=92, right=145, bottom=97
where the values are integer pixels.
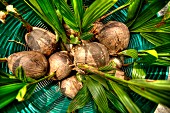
left=78, top=64, right=107, bottom=77
left=8, top=40, right=26, bottom=47
left=78, top=64, right=130, bottom=86
left=0, top=0, right=33, bottom=32
left=60, top=42, right=67, bottom=51
left=97, top=1, right=131, bottom=22
left=0, top=58, right=8, bottom=62
left=29, top=72, right=56, bottom=85
left=138, top=53, right=170, bottom=57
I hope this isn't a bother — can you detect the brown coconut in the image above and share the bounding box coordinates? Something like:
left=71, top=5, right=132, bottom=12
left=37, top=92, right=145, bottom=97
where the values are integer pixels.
left=7, top=51, right=48, bottom=79
left=74, top=42, right=109, bottom=68
left=96, top=21, right=130, bottom=55
left=49, top=51, right=73, bottom=80
left=60, top=76, right=83, bottom=99
left=25, top=27, right=57, bottom=56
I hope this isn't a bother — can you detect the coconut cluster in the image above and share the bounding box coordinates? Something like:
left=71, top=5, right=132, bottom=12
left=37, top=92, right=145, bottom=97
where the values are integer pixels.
left=5, top=21, right=130, bottom=99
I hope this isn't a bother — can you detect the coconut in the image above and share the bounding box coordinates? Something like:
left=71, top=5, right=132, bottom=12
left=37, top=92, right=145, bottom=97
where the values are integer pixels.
left=49, top=51, right=73, bottom=80
left=25, top=27, right=57, bottom=56
left=7, top=51, right=48, bottom=79
left=96, top=21, right=130, bottom=55
left=60, top=76, right=83, bottom=99
left=74, top=42, right=109, bottom=68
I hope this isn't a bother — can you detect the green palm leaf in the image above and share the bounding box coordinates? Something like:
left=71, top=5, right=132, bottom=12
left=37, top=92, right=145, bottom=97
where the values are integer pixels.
left=0, top=69, right=16, bottom=79
left=109, top=80, right=142, bottom=113
left=106, top=91, right=128, bottom=113
left=67, top=83, right=91, bottom=112
left=153, top=43, right=170, bottom=53
left=129, top=85, right=170, bottom=107
left=151, top=59, right=170, bottom=66
left=126, top=0, right=144, bottom=25
left=71, top=0, right=84, bottom=30
left=0, top=83, right=26, bottom=97
left=82, top=0, right=118, bottom=31
left=129, top=0, right=169, bottom=30
left=80, top=32, right=94, bottom=40
left=131, top=17, right=170, bottom=33
left=23, top=0, right=52, bottom=26
left=0, top=48, right=5, bottom=55
left=130, top=79, right=170, bottom=90
left=86, top=76, right=112, bottom=113
left=15, top=66, right=27, bottom=82
left=0, top=91, right=19, bottom=109
left=0, top=78, right=21, bottom=85
left=106, top=75, right=170, bottom=108
left=89, top=75, right=109, bottom=90
left=54, top=0, right=79, bottom=31
left=140, top=32, right=170, bottom=46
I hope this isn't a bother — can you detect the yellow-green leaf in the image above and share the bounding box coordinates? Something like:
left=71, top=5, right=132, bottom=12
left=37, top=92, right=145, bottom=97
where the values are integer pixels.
left=16, top=85, right=27, bottom=101
left=23, top=83, right=37, bottom=100
left=120, top=49, right=138, bottom=59
left=144, top=50, right=158, bottom=58
left=15, top=66, right=27, bottom=82
left=132, top=62, right=146, bottom=79
left=138, top=49, right=158, bottom=64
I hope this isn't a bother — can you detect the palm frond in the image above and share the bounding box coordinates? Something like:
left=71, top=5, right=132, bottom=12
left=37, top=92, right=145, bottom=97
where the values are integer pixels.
left=153, top=43, right=170, bottom=53
left=140, top=32, right=170, bottom=46
left=54, top=0, right=79, bottom=31
left=129, top=0, right=168, bottom=30
left=67, top=83, right=91, bottom=112
left=131, top=17, right=170, bottom=33
left=82, top=0, right=118, bottom=31
left=109, top=80, right=142, bottom=113
left=86, top=76, right=112, bottom=113
left=71, top=0, right=84, bottom=30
